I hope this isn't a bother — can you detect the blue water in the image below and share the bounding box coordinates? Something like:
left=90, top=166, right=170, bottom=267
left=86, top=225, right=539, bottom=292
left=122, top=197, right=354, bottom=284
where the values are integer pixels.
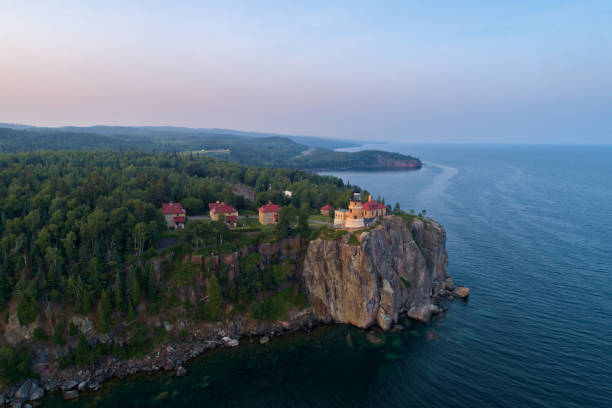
left=47, top=145, right=612, bottom=407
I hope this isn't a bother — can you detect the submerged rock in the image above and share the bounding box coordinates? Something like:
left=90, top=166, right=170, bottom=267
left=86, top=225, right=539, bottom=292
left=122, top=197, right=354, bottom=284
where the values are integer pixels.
left=453, top=286, right=470, bottom=299
left=176, top=366, right=188, bottom=377
left=259, top=336, right=270, bottom=344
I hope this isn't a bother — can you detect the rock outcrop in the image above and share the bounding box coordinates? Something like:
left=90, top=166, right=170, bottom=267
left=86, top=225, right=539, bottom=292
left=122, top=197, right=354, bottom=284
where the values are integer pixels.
left=303, top=216, right=463, bottom=330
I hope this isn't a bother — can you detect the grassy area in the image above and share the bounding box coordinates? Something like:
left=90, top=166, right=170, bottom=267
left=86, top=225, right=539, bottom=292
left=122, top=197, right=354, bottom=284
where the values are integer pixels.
left=309, top=214, right=332, bottom=223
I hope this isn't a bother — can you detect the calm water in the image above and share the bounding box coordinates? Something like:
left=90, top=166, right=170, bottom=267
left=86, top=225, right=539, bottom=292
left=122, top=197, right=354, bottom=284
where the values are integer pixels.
left=47, top=144, right=612, bottom=407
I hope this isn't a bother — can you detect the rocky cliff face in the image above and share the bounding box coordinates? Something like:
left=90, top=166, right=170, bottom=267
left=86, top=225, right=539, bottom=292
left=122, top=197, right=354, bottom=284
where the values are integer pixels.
left=303, top=216, right=467, bottom=331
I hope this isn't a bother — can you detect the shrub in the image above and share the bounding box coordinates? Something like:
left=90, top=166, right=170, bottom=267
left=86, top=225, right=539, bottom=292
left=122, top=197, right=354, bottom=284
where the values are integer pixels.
left=75, top=334, right=91, bottom=366
left=33, top=327, right=47, bottom=342
left=0, top=346, right=36, bottom=385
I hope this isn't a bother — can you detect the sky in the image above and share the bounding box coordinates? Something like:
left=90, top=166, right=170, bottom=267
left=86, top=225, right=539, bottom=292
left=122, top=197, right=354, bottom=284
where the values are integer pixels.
left=1, top=1, right=611, bottom=143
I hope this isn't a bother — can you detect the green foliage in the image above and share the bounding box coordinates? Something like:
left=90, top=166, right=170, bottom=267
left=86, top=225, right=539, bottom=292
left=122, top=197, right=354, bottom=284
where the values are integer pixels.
left=69, top=322, right=78, bottom=336
left=33, top=327, right=47, bottom=342
left=16, top=281, right=38, bottom=325
left=54, top=321, right=66, bottom=345
left=127, top=303, right=136, bottom=321
left=75, top=334, right=91, bottom=367
left=318, top=227, right=348, bottom=241
left=204, top=275, right=222, bottom=321
left=97, top=300, right=108, bottom=333
left=131, top=276, right=141, bottom=307
left=347, top=234, right=360, bottom=246
left=81, top=289, right=91, bottom=315
left=252, top=288, right=308, bottom=320
left=181, top=197, right=204, bottom=214
left=0, top=346, right=36, bottom=385
left=400, top=277, right=411, bottom=288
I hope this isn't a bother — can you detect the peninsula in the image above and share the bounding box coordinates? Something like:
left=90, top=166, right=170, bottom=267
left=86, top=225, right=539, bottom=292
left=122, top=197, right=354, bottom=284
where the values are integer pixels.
left=0, top=151, right=464, bottom=405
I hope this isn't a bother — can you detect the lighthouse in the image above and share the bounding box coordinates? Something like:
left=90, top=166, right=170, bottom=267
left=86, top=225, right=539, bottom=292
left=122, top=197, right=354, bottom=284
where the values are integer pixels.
left=344, top=189, right=365, bottom=229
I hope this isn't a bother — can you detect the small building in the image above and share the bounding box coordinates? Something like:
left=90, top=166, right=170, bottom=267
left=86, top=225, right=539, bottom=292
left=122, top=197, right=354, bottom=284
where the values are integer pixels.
left=162, top=202, right=187, bottom=229
left=334, top=209, right=348, bottom=226
left=258, top=203, right=281, bottom=225
left=362, top=195, right=387, bottom=219
left=209, top=201, right=238, bottom=225
left=320, top=205, right=333, bottom=216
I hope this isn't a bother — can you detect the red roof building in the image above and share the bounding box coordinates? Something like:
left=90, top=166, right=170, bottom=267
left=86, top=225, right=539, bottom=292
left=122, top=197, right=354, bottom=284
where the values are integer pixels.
left=362, top=200, right=386, bottom=219
left=162, top=202, right=186, bottom=215
left=320, top=204, right=333, bottom=216
left=209, top=201, right=238, bottom=224
left=162, top=202, right=186, bottom=229
left=258, top=203, right=281, bottom=225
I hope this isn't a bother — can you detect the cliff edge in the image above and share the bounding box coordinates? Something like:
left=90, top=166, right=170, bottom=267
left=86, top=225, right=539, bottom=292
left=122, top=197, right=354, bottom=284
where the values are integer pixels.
left=303, top=216, right=467, bottom=330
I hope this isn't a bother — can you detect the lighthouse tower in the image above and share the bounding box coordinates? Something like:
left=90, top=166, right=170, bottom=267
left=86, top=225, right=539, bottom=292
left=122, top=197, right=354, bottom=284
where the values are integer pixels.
left=345, top=190, right=365, bottom=229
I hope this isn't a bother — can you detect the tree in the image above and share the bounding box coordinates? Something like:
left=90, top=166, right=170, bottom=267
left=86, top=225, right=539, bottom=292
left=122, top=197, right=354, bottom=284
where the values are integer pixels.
left=204, top=275, right=222, bottom=321
left=96, top=300, right=108, bottom=333
left=81, top=289, right=91, bottom=315
left=16, top=285, right=38, bottom=325
left=127, top=303, right=136, bottom=321
left=393, top=202, right=401, bottom=214
left=297, top=210, right=311, bottom=237
left=131, top=275, right=141, bottom=307
left=133, top=222, right=148, bottom=256
left=114, top=271, right=123, bottom=311
left=100, top=289, right=112, bottom=319
left=75, top=334, right=90, bottom=366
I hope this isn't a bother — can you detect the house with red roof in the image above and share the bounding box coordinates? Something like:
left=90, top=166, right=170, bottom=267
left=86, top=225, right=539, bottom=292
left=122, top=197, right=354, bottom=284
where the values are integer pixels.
left=320, top=204, right=333, bottom=216
left=162, top=202, right=187, bottom=229
left=209, top=201, right=238, bottom=225
left=362, top=195, right=387, bottom=219
left=258, top=202, right=281, bottom=225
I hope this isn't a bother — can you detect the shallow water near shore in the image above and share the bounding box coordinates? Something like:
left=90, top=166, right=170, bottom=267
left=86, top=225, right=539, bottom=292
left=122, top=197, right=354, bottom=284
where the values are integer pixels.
left=47, top=144, right=612, bottom=407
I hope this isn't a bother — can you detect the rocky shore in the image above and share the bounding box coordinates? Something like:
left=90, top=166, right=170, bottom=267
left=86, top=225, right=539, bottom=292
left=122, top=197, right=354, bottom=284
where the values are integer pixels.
left=0, top=216, right=468, bottom=405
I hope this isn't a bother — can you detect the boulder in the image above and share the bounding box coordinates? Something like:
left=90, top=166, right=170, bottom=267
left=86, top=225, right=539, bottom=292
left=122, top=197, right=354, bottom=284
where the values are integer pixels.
left=9, top=400, right=23, bottom=408
left=63, top=390, right=79, bottom=400
left=221, top=337, right=239, bottom=347
left=176, top=366, right=188, bottom=377
left=453, top=286, right=470, bottom=298
left=14, top=379, right=35, bottom=400
left=365, top=331, right=384, bottom=345
left=61, top=380, right=79, bottom=391
left=259, top=336, right=270, bottom=344
left=77, top=381, right=89, bottom=392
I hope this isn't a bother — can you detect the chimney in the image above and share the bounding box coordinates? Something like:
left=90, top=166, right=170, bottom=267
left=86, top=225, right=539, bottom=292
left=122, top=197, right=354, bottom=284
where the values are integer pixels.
left=369, top=194, right=372, bottom=202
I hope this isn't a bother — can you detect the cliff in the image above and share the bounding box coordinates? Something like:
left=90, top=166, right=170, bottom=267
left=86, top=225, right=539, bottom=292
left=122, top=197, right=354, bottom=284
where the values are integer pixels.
left=303, top=216, right=467, bottom=330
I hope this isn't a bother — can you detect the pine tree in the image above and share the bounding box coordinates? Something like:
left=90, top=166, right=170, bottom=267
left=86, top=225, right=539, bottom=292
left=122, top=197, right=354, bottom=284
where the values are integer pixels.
left=147, top=266, right=157, bottom=302
left=132, top=276, right=141, bottom=307
left=100, top=289, right=112, bottom=320
left=127, top=302, right=136, bottom=321
left=16, top=284, right=38, bottom=325
left=96, top=300, right=108, bottom=333
left=114, top=271, right=123, bottom=311
left=75, top=334, right=90, bottom=366
left=81, top=289, right=91, bottom=315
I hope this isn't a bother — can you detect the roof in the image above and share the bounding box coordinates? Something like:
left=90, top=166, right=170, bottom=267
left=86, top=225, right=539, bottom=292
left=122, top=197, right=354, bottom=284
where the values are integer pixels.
left=362, top=201, right=386, bottom=210
left=173, top=216, right=186, bottom=223
left=259, top=203, right=281, bottom=212
left=209, top=202, right=237, bottom=214
left=335, top=209, right=348, bottom=212
left=321, top=205, right=333, bottom=211
left=162, top=202, right=186, bottom=215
